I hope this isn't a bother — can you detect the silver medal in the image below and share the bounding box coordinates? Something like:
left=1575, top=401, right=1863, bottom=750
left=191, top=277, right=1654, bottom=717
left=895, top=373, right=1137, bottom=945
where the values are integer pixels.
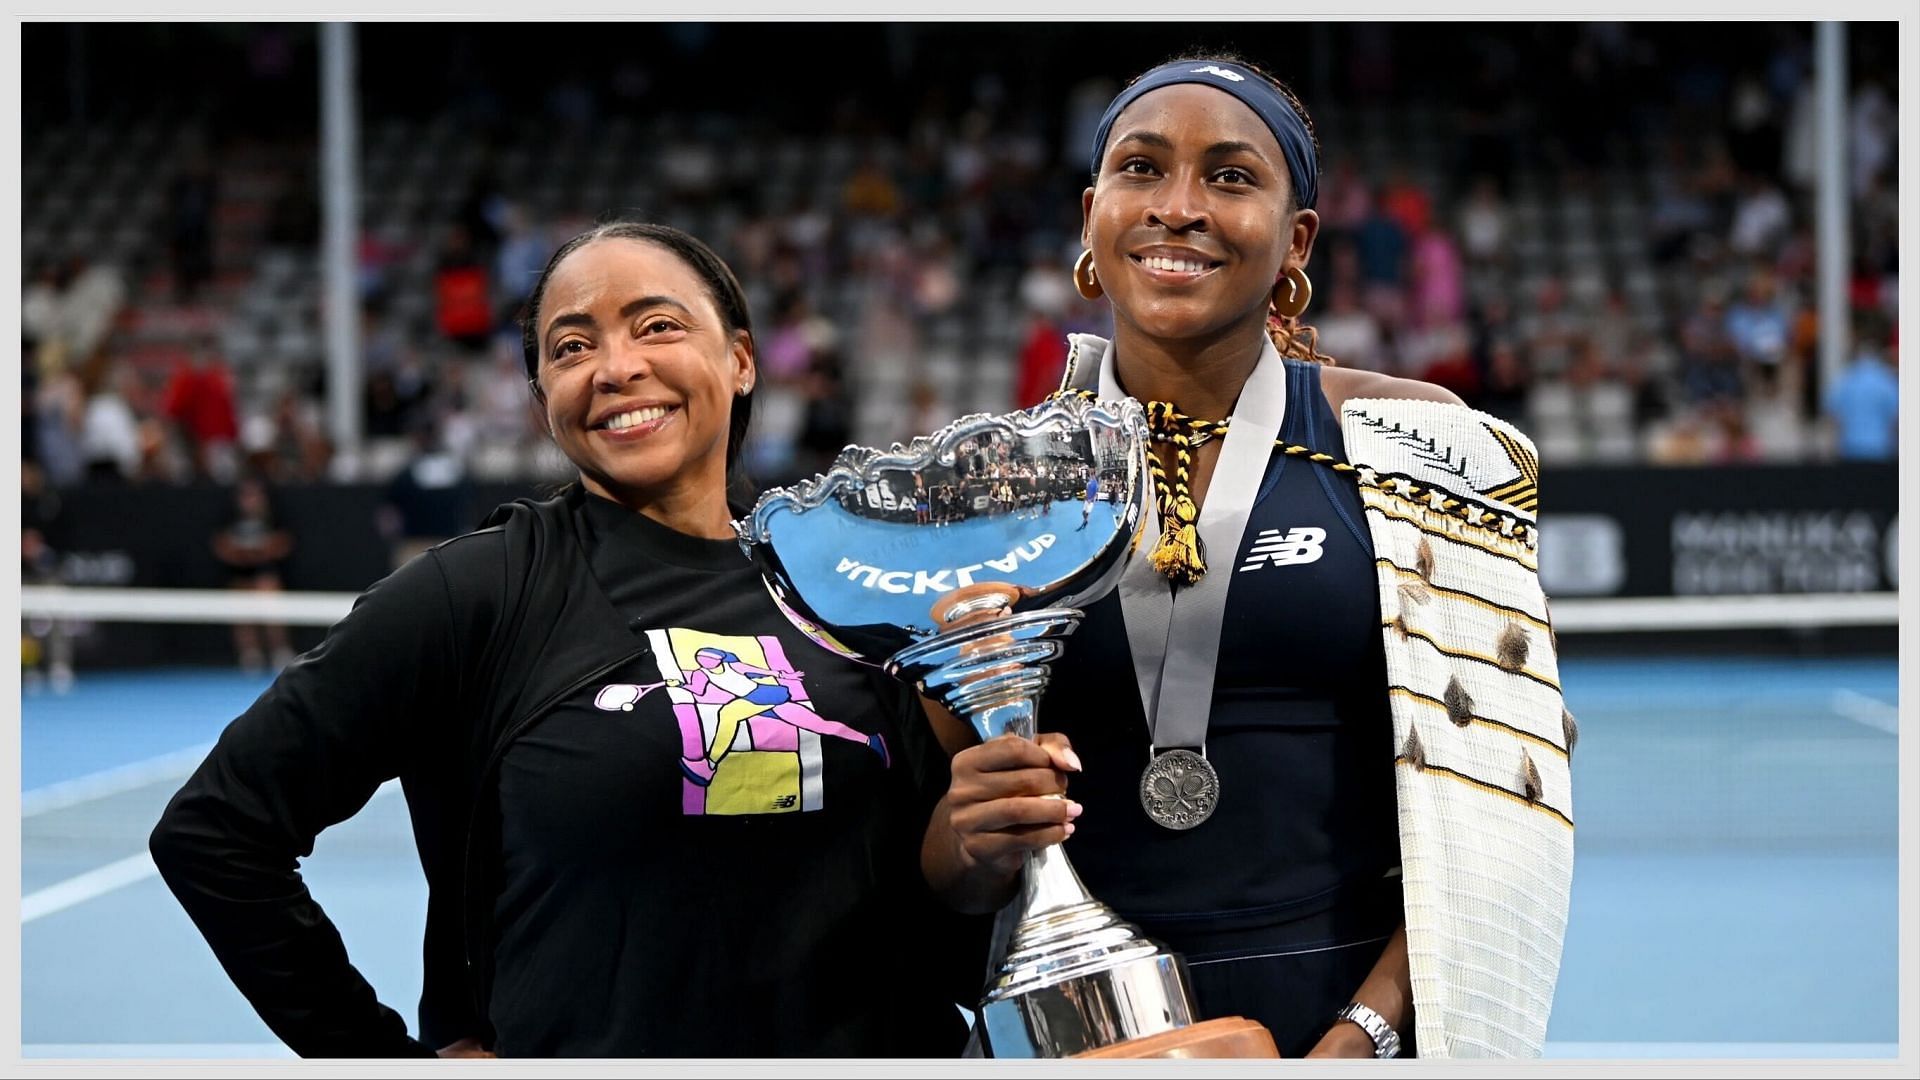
left=1138, top=748, right=1219, bottom=830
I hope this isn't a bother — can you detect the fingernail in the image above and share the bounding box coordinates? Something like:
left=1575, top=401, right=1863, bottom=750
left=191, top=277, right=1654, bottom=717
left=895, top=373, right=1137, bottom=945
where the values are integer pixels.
left=1063, top=748, right=1084, bottom=772
left=1063, top=822, right=1076, bottom=837
left=1067, top=800, right=1084, bottom=819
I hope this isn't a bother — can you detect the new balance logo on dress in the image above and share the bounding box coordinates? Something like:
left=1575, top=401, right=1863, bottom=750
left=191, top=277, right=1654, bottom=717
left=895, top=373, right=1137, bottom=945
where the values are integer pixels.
left=1239, top=527, right=1327, bottom=571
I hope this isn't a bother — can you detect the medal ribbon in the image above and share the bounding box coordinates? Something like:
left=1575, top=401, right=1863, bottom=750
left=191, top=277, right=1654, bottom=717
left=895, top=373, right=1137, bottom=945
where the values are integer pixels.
left=1080, top=336, right=1291, bottom=757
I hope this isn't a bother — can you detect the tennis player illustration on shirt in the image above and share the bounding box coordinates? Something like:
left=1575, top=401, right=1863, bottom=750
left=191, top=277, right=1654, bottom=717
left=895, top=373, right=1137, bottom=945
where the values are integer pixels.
left=594, top=628, right=887, bottom=816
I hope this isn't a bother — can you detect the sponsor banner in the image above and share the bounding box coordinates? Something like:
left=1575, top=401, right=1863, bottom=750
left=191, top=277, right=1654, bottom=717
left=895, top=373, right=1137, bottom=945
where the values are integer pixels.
left=1537, top=464, right=1897, bottom=597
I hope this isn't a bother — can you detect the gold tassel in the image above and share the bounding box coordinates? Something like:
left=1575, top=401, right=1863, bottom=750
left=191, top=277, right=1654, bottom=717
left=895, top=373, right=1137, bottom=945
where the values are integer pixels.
left=1149, top=528, right=1205, bottom=584
left=1148, top=488, right=1206, bottom=584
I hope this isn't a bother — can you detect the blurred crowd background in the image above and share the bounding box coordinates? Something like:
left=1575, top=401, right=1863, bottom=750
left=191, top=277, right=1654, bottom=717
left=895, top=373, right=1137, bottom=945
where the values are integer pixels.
left=19, top=21, right=1901, bottom=511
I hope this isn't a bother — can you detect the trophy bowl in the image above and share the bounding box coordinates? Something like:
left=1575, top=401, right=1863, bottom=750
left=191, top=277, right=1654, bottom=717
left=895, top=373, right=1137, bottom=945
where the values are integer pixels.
left=734, top=394, right=1149, bottom=673
left=736, top=396, right=1278, bottom=1058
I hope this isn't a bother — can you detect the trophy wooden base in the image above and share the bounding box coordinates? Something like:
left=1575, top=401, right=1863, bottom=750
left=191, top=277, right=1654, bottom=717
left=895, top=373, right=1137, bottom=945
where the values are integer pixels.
left=1071, top=1017, right=1280, bottom=1059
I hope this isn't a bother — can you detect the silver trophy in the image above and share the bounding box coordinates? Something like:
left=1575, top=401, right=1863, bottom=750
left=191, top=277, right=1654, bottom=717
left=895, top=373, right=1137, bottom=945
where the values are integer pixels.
left=735, top=396, right=1256, bottom=1057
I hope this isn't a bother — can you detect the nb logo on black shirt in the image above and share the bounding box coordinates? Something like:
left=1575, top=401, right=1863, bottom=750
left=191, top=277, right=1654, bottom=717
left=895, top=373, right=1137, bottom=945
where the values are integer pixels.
left=1239, top=527, right=1327, bottom=572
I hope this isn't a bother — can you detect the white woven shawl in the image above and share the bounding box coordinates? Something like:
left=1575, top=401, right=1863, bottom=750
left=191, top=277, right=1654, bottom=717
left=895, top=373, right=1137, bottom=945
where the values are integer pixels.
left=1341, top=397, right=1574, bottom=1058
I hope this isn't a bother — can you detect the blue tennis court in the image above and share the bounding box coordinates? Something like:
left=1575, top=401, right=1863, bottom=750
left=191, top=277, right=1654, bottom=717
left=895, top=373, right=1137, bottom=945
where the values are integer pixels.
left=18, top=654, right=1900, bottom=1059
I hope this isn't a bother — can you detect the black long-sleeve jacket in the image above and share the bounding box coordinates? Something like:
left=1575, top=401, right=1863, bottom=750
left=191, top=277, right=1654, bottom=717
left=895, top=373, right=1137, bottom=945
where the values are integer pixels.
left=151, top=491, right=659, bottom=1054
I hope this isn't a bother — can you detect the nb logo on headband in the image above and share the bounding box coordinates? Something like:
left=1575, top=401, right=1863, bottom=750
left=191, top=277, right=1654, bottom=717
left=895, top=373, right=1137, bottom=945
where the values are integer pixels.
left=1189, top=65, right=1245, bottom=82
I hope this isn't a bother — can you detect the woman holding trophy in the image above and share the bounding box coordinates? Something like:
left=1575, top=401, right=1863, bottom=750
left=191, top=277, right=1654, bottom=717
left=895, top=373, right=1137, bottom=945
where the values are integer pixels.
left=923, top=56, right=1574, bottom=1058
left=150, top=222, right=981, bottom=1058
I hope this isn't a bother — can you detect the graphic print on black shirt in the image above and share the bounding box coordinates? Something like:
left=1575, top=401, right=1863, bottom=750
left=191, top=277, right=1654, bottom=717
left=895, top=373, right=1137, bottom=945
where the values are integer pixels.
left=595, top=627, right=889, bottom=816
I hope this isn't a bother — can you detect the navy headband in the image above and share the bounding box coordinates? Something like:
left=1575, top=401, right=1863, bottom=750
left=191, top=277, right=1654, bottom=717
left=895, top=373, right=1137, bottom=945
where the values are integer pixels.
left=1089, top=59, right=1318, bottom=211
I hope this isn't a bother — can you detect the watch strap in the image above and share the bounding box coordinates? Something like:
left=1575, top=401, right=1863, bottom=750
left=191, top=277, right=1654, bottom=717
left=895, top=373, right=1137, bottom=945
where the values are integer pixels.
left=1334, top=1001, right=1402, bottom=1058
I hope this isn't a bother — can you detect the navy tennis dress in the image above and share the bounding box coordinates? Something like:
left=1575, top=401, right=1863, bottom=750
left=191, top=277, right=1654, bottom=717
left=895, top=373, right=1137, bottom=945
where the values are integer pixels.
left=1038, top=359, right=1408, bottom=1057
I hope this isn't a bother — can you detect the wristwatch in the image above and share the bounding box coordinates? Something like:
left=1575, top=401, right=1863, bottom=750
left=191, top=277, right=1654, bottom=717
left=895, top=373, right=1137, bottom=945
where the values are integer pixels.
left=1333, top=1002, right=1402, bottom=1058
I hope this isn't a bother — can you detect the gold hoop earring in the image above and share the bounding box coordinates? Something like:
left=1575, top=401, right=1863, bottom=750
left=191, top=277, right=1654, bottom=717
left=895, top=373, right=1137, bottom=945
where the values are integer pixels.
left=1072, top=249, right=1103, bottom=301
left=1271, top=265, right=1312, bottom=321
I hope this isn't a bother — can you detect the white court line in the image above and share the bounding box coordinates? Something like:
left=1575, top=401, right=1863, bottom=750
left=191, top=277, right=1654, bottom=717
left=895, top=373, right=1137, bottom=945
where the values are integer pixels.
left=22, top=1044, right=294, bottom=1059
left=1544, top=1042, right=1898, bottom=1059
left=20, top=743, right=215, bottom=818
left=20, top=852, right=161, bottom=924
left=1830, top=689, right=1901, bottom=735
left=21, top=780, right=403, bottom=924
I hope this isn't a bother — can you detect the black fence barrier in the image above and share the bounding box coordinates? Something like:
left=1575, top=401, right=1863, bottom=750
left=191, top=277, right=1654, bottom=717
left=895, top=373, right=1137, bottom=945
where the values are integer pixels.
left=26, top=463, right=1898, bottom=669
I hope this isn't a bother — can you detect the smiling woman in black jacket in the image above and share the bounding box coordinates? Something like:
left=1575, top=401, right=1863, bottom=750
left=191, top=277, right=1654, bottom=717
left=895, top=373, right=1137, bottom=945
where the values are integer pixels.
left=149, top=222, right=980, bottom=1059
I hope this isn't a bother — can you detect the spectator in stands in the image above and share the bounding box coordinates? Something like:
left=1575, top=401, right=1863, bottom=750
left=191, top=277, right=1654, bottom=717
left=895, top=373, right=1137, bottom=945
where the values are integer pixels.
left=1013, top=302, right=1069, bottom=409
left=21, top=461, right=75, bottom=694
left=842, top=153, right=904, bottom=219
left=433, top=222, right=495, bottom=351
left=1314, top=157, right=1371, bottom=239
left=1522, top=276, right=1580, bottom=377
left=1456, top=175, right=1509, bottom=266
left=1723, top=265, right=1792, bottom=389
left=1679, top=287, right=1743, bottom=407
left=151, top=221, right=980, bottom=1058
left=1707, top=399, right=1761, bottom=464
left=1378, top=163, right=1433, bottom=238
left=1354, top=186, right=1407, bottom=294
left=376, top=416, right=476, bottom=570
left=1411, top=321, right=1480, bottom=401
left=266, top=388, right=333, bottom=483
left=747, top=290, right=831, bottom=482
left=211, top=476, right=297, bottom=673
left=1825, top=322, right=1899, bottom=462
left=160, top=342, right=242, bottom=482
left=1727, top=172, right=1792, bottom=258
left=363, top=347, right=435, bottom=441
left=29, top=366, right=85, bottom=489
left=797, top=348, right=855, bottom=479
left=1475, top=338, right=1531, bottom=427
left=1848, top=78, right=1894, bottom=200
left=1408, top=224, right=1465, bottom=328
left=492, top=202, right=552, bottom=313
left=1313, top=278, right=1386, bottom=372
left=476, top=337, right=540, bottom=451
left=1648, top=137, right=1717, bottom=263
left=79, top=366, right=146, bottom=485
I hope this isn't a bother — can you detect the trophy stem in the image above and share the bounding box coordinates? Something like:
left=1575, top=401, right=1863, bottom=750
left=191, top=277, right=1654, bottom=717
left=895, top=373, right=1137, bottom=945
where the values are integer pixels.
left=1023, top=840, right=1093, bottom=918
left=888, top=607, right=1200, bottom=1057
